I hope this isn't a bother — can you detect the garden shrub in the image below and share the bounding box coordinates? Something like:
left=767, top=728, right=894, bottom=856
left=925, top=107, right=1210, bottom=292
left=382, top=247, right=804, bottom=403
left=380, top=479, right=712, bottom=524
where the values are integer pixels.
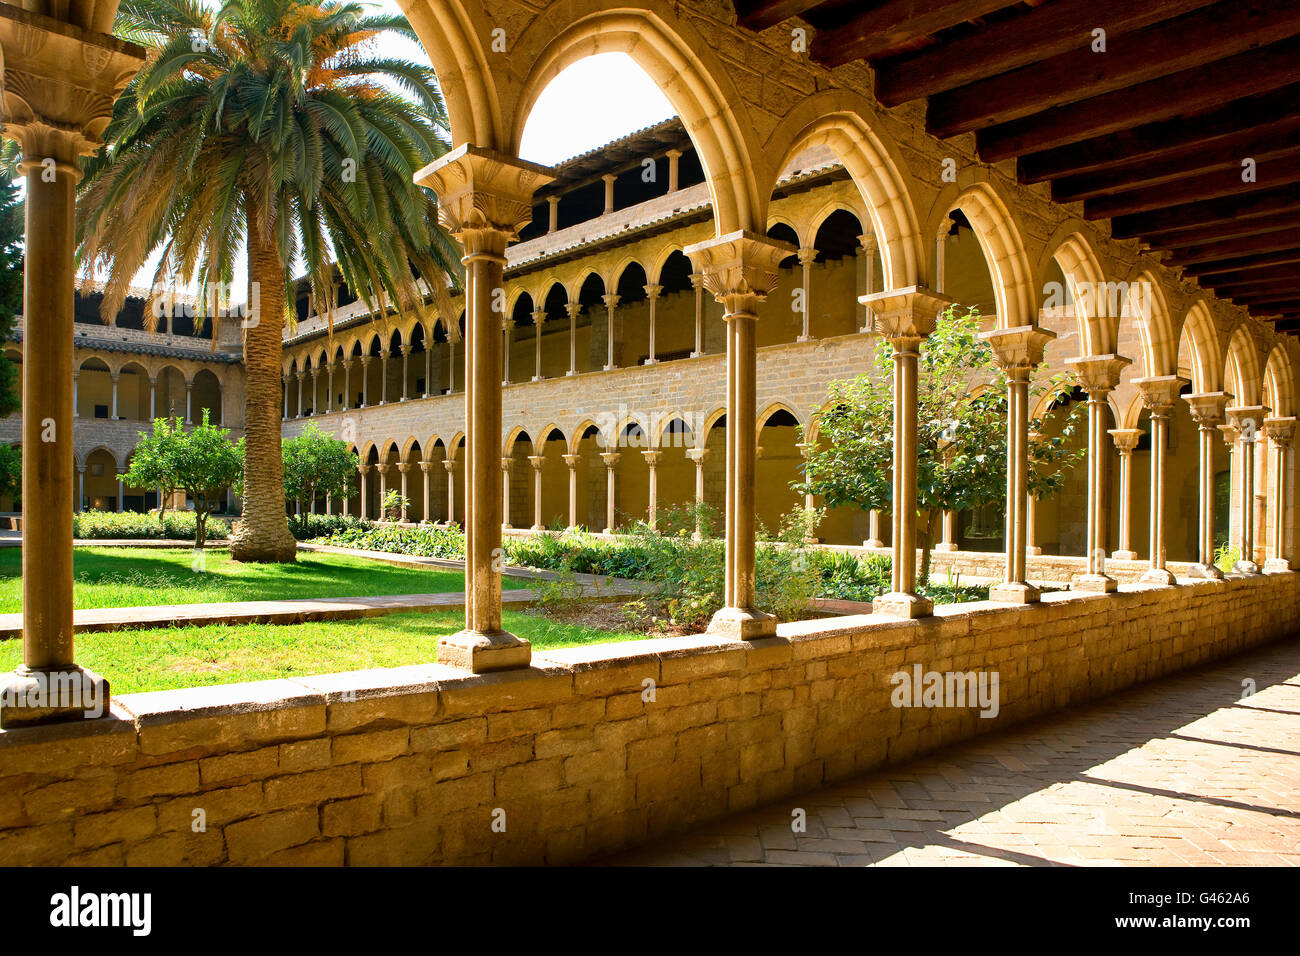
left=73, top=509, right=231, bottom=541
left=319, top=522, right=466, bottom=559
left=289, top=513, right=367, bottom=540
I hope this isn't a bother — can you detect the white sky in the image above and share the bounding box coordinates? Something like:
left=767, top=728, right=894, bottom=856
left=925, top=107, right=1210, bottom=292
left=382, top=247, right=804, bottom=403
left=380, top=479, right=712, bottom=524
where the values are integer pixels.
left=121, top=1, right=674, bottom=292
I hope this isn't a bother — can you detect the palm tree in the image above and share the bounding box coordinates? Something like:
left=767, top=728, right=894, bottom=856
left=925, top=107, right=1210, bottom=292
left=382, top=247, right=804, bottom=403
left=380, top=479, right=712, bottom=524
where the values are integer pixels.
left=73, top=0, right=460, bottom=561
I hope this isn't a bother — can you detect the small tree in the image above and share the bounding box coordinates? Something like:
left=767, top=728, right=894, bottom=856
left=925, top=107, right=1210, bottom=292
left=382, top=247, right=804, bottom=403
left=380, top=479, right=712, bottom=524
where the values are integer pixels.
left=127, top=410, right=242, bottom=548
left=172, top=410, right=244, bottom=549
left=381, top=489, right=409, bottom=522
left=799, top=306, right=1084, bottom=585
left=0, top=443, right=19, bottom=506
left=125, top=417, right=183, bottom=523
left=281, top=423, right=359, bottom=532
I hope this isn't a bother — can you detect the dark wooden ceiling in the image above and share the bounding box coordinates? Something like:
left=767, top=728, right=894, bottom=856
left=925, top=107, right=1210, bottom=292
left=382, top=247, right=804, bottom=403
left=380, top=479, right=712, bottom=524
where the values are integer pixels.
left=733, top=0, right=1300, bottom=334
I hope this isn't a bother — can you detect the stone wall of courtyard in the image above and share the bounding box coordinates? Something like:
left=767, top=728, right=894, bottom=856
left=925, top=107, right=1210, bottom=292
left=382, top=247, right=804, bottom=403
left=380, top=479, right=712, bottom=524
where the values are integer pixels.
left=0, top=571, right=1293, bottom=865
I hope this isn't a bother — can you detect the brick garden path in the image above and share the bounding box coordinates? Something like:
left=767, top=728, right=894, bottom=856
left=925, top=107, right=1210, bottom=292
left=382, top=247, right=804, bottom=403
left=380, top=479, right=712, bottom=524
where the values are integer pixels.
left=609, top=638, right=1300, bottom=866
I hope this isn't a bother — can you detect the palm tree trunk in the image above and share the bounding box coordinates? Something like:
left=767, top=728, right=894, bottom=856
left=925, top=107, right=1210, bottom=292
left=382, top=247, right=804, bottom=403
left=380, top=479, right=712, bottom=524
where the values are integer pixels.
left=230, top=203, right=297, bottom=563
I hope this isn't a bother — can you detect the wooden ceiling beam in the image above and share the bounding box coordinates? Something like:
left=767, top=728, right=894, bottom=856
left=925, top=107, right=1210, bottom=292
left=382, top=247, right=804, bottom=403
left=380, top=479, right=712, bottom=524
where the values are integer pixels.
left=734, top=0, right=824, bottom=32
left=1184, top=251, right=1300, bottom=279
left=1083, top=150, right=1300, bottom=220
left=976, top=36, right=1300, bottom=161
left=928, top=0, right=1300, bottom=139
left=1110, top=184, right=1300, bottom=239
left=875, top=0, right=1217, bottom=107
left=811, top=0, right=1020, bottom=68
left=1198, top=264, right=1300, bottom=287
left=1050, top=126, right=1300, bottom=204
left=1144, top=213, right=1300, bottom=249
left=1170, top=234, right=1300, bottom=269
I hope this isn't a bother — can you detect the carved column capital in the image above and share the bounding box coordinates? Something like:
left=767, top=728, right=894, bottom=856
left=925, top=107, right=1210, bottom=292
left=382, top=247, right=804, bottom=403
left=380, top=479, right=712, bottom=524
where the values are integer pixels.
left=1065, top=353, right=1132, bottom=397
left=415, top=145, right=555, bottom=258
left=1133, top=375, right=1188, bottom=416
left=1184, top=390, right=1232, bottom=427
left=1107, top=428, right=1143, bottom=454
left=860, top=286, right=953, bottom=348
left=685, top=230, right=793, bottom=318
left=979, top=324, right=1056, bottom=375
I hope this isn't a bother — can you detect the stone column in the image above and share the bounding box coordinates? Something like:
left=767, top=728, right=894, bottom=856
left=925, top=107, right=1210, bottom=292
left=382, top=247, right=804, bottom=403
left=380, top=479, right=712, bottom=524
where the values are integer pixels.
left=530, top=309, right=545, bottom=381
left=501, top=456, right=513, bottom=530
left=110, top=372, right=120, bottom=420
left=643, top=450, right=662, bottom=528
left=1184, top=392, right=1230, bottom=579
left=563, top=453, right=579, bottom=529
left=378, top=349, right=389, bottom=404
left=690, top=273, right=705, bottom=358
left=794, top=441, right=818, bottom=535
left=360, top=355, right=371, bottom=407
left=857, top=233, right=878, bottom=333
left=343, top=359, right=353, bottom=409
left=1065, top=354, right=1131, bottom=592
left=1134, top=376, right=1187, bottom=585
left=644, top=284, right=661, bottom=365
left=443, top=458, right=457, bottom=525
left=1106, top=428, right=1143, bottom=560
left=982, top=325, right=1055, bottom=603
left=527, top=455, right=544, bottom=530
left=358, top=465, right=370, bottom=519
left=424, top=337, right=432, bottom=398
left=420, top=461, right=432, bottom=524
left=936, top=511, right=958, bottom=552
left=149, top=376, right=157, bottom=420
left=687, top=447, right=709, bottom=538
left=116, top=473, right=125, bottom=512
left=1264, top=416, right=1296, bottom=572
left=0, top=7, right=144, bottom=727
left=501, top=318, right=512, bottom=386
left=934, top=217, right=954, bottom=294
left=687, top=231, right=794, bottom=637
left=326, top=362, right=334, bottom=413
left=76, top=466, right=85, bottom=514
left=184, top=381, right=193, bottom=423
left=602, top=294, right=619, bottom=370
left=374, top=463, right=389, bottom=517
left=666, top=148, right=682, bottom=192
left=602, top=173, right=616, bottom=214
left=296, top=370, right=304, bottom=417
left=447, top=338, right=457, bottom=393
left=547, top=195, right=559, bottom=233
left=1227, top=405, right=1268, bottom=574
left=865, top=511, right=884, bottom=548
left=308, top=368, right=318, bottom=416
left=566, top=303, right=581, bottom=376
left=1027, top=491, right=1043, bottom=555
left=796, top=247, right=815, bottom=342
left=400, top=345, right=410, bottom=401
left=397, top=463, right=410, bottom=521
left=862, top=286, right=954, bottom=617
left=281, top=375, right=289, bottom=419
left=601, top=452, right=620, bottom=533
left=72, top=371, right=79, bottom=419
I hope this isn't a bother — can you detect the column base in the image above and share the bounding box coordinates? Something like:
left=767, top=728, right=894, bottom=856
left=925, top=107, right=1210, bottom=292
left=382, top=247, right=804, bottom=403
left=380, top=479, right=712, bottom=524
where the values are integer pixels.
left=796, top=335, right=812, bottom=343
left=1265, top=558, right=1292, bottom=573
left=531, top=376, right=543, bottom=382
left=1027, top=546, right=1043, bottom=555
left=603, top=364, right=616, bottom=372
left=933, top=543, right=958, bottom=552
left=399, top=397, right=408, bottom=402
left=437, top=629, right=531, bottom=674
left=862, top=539, right=885, bottom=548
left=602, top=527, right=615, bottom=535
left=988, top=582, right=1040, bottom=604
left=689, top=351, right=704, bottom=359
left=530, top=524, right=544, bottom=531
left=1233, top=559, right=1262, bottom=576
left=1188, top=563, right=1225, bottom=580
left=1111, top=550, right=1138, bottom=561
left=1071, top=573, right=1118, bottom=593
left=706, top=606, right=777, bottom=640
left=643, top=358, right=658, bottom=366
left=566, top=370, right=577, bottom=377
left=0, top=665, right=111, bottom=729
left=1139, top=567, right=1176, bottom=586
left=872, top=592, right=933, bottom=618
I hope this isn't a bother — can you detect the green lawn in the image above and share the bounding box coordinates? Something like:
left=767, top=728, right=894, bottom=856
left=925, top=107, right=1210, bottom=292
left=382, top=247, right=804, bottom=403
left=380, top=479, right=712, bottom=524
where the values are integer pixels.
left=0, top=609, right=641, bottom=693
left=0, top=547, right=527, bottom=613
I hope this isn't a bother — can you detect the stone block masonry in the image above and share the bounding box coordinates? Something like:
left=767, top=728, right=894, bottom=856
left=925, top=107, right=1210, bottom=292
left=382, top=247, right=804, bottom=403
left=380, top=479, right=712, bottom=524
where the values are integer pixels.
left=0, top=573, right=1294, bottom=865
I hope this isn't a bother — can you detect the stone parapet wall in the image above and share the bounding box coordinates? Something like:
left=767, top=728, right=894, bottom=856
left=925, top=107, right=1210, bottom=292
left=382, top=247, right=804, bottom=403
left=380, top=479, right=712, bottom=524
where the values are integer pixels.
left=0, top=572, right=1293, bottom=866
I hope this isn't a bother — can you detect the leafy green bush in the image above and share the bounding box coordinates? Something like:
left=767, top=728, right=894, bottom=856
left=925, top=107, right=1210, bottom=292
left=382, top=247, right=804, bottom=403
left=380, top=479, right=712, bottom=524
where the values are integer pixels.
left=1215, top=543, right=1240, bottom=573
left=290, top=513, right=367, bottom=540
left=73, top=509, right=231, bottom=541
left=320, top=522, right=466, bottom=559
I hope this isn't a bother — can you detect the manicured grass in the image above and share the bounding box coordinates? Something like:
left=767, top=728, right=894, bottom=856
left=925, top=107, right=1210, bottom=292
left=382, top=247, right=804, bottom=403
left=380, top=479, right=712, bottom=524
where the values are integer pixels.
left=0, top=547, right=526, bottom=613
left=0, top=609, right=643, bottom=694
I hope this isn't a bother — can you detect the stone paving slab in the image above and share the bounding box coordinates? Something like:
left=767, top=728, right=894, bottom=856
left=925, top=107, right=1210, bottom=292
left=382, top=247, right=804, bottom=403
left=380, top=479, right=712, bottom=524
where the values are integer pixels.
left=607, top=637, right=1300, bottom=867
left=0, top=589, right=545, bottom=639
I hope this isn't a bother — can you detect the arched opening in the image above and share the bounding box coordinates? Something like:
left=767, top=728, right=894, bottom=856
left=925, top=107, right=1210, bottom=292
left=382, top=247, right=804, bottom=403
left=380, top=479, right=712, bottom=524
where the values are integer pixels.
left=756, top=408, right=802, bottom=537
left=192, top=368, right=222, bottom=425
left=82, top=448, right=120, bottom=512
left=614, top=263, right=649, bottom=368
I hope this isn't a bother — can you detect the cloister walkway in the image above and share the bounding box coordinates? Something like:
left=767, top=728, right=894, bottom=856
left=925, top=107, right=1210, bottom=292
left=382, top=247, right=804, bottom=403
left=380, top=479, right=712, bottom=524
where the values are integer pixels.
left=609, top=637, right=1300, bottom=867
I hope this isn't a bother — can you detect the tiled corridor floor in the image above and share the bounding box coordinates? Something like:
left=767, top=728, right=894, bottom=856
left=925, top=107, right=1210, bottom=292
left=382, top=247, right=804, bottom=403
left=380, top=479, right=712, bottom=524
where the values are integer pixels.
left=608, top=639, right=1300, bottom=866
